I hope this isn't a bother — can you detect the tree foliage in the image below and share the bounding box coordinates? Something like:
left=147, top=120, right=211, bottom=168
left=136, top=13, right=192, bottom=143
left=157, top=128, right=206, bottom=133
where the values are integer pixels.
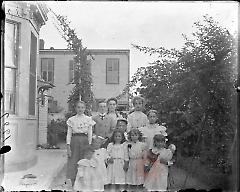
left=130, top=15, right=237, bottom=174
left=54, top=14, right=94, bottom=115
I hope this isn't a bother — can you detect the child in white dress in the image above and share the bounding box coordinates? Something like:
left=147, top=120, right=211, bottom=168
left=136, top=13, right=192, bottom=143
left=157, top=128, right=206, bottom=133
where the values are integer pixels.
left=143, top=134, right=176, bottom=191
left=127, top=96, right=149, bottom=132
left=125, top=129, right=147, bottom=190
left=106, top=129, right=128, bottom=191
left=74, top=146, right=102, bottom=192
left=101, top=117, right=128, bottom=149
left=139, top=110, right=167, bottom=149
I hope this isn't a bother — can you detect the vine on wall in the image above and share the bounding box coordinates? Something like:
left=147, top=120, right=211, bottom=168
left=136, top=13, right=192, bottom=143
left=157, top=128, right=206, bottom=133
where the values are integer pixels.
left=49, top=9, right=94, bottom=115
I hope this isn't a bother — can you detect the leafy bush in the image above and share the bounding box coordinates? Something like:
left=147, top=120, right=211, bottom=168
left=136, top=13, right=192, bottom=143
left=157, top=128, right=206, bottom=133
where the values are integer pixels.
left=129, top=15, right=237, bottom=177
left=47, top=118, right=68, bottom=145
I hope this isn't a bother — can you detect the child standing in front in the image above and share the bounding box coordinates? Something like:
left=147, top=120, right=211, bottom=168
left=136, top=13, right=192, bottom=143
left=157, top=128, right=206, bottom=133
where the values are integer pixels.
left=125, top=129, right=146, bottom=190
left=139, top=110, right=167, bottom=149
left=66, top=101, right=96, bottom=187
left=127, top=96, right=149, bottom=132
left=143, top=134, right=176, bottom=191
left=74, top=145, right=100, bottom=192
left=101, top=117, right=128, bottom=149
left=106, top=129, right=129, bottom=191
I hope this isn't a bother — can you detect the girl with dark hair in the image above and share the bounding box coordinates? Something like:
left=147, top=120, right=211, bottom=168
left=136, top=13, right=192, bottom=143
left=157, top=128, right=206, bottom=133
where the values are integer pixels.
left=125, top=129, right=147, bottom=190
left=143, top=134, right=176, bottom=191
left=106, top=129, right=128, bottom=191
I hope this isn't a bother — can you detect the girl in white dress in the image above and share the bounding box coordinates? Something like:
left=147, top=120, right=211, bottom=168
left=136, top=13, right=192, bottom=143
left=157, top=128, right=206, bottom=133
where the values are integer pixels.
left=125, top=129, right=147, bottom=190
left=74, top=146, right=102, bottom=192
left=106, top=129, right=128, bottom=191
left=127, top=96, right=149, bottom=132
left=91, top=138, right=110, bottom=187
left=139, top=110, right=167, bottom=149
left=143, top=134, right=175, bottom=191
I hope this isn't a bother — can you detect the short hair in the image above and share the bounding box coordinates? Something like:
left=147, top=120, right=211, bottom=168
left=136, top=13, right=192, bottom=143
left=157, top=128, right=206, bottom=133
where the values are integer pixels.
left=107, top=97, right=118, bottom=104
left=153, top=134, right=166, bottom=147
left=132, top=96, right=145, bottom=106
left=109, top=129, right=126, bottom=144
left=116, top=118, right=128, bottom=125
left=127, top=128, right=143, bottom=142
left=75, top=100, right=86, bottom=107
left=147, top=110, right=158, bottom=117
left=98, top=99, right=106, bottom=105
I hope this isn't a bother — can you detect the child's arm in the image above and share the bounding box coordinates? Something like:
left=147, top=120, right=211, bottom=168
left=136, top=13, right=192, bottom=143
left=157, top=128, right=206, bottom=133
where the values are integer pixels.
left=91, top=116, right=97, bottom=135
left=66, top=126, right=72, bottom=145
left=66, top=118, right=74, bottom=145
left=168, top=144, right=176, bottom=154
left=141, top=142, right=148, bottom=158
left=143, top=114, right=149, bottom=127
left=87, top=118, right=96, bottom=145
left=159, top=148, right=173, bottom=165
left=106, top=143, right=114, bottom=164
left=127, top=114, right=133, bottom=132
left=109, top=117, right=115, bottom=136
left=123, top=143, right=129, bottom=171
left=143, top=150, right=151, bottom=172
left=88, top=126, right=93, bottom=145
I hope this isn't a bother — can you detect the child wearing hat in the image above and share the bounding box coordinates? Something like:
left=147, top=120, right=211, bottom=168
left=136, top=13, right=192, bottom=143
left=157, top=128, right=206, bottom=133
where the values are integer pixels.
left=101, top=117, right=128, bottom=148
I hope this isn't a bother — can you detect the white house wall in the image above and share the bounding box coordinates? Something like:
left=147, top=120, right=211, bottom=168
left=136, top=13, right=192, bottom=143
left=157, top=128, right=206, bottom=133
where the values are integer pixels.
left=91, top=53, right=129, bottom=101
left=39, top=50, right=129, bottom=113
left=4, top=1, right=47, bottom=172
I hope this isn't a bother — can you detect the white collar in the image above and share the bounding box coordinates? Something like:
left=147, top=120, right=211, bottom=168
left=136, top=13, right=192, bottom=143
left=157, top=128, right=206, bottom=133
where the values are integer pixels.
left=151, top=147, right=163, bottom=155
left=76, top=114, right=85, bottom=117
left=78, top=158, right=97, bottom=167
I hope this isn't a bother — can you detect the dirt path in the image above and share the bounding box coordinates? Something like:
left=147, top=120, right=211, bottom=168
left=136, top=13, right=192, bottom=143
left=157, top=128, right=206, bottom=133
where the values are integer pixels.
left=50, top=164, right=208, bottom=191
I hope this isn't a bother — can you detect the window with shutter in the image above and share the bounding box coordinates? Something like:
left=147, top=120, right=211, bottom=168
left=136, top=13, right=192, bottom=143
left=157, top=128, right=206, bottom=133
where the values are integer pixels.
left=69, top=60, right=74, bottom=83
left=41, top=58, right=54, bottom=83
left=106, top=58, right=119, bottom=84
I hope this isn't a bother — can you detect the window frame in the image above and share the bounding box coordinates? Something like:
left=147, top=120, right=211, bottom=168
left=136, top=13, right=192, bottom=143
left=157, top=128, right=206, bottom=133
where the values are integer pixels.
left=4, top=20, right=20, bottom=114
left=41, top=58, right=54, bottom=84
left=69, top=59, right=75, bottom=83
left=106, top=58, right=120, bottom=84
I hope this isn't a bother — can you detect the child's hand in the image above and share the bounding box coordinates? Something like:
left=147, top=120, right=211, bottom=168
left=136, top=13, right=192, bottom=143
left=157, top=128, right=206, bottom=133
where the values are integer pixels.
left=168, top=144, right=176, bottom=153
left=107, top=157, right=114, bottom=164
left=144, top=164, right=151, bottom=172
left=67, top=145, right=71, bottom=158
left=123, top=161, right=129, bottom=172
left=159, top=159, right=168, bottom=165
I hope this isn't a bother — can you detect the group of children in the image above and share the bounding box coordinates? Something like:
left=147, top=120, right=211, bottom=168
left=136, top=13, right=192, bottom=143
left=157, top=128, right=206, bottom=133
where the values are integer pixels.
left=66, top=97, right=176, bottom=192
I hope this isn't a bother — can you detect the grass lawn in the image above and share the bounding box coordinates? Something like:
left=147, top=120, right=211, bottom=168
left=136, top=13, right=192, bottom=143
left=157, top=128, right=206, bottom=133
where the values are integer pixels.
left=175, top=156, right=232, bottom=190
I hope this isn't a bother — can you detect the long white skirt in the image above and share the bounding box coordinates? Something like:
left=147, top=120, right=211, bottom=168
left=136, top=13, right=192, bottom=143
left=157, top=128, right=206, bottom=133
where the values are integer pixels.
left=107, top=159, right=126, bottom=184
left=126, top=158, right=144, bottom=185
left=144, top=160, right=169, bottom=191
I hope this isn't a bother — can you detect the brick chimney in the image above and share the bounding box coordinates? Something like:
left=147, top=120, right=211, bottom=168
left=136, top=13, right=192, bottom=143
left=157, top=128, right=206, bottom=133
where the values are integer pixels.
left=39, top=39, right=44, bottom=49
